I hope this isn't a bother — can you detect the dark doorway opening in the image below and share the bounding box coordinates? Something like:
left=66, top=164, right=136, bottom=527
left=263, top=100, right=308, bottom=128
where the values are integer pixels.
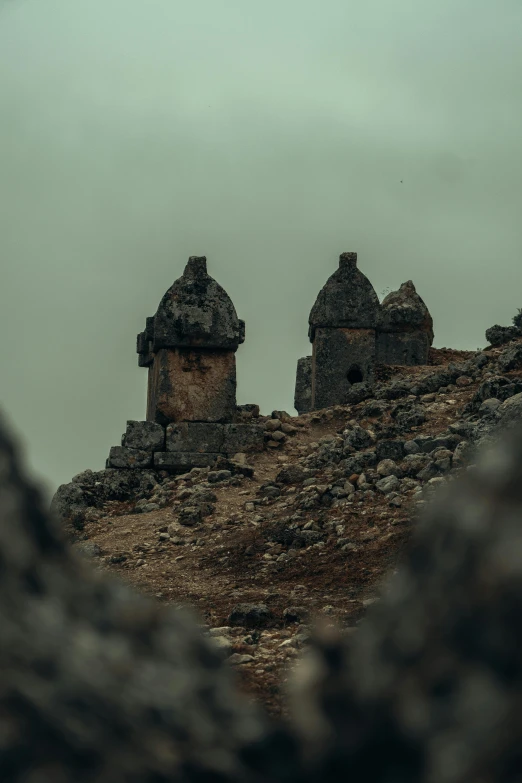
left=347, top=365, right=364, bottom=385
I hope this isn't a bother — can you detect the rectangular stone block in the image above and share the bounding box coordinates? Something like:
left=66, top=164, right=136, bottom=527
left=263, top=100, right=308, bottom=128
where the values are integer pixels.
left=166, top=422, right=225, bottom=453
left=108, top=446, right=152, bottom=469
left=138, top=352, right=153, bottom=368
left=147, top=348, right=237, bottom=424
left=376, top=331, right=430, bottom=366
left=223, top=423, right=264, bottom=454
left=154, top=452, right=221, bottom=472
left=294, top=356, right=312, bottom=415
left=136, top=331, right=149, bottom=354
left=122, top=420, right=165, bottom=451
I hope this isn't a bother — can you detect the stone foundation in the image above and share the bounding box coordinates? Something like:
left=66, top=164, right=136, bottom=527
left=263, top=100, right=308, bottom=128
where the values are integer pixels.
left=107, top=419, right=264, bottom=475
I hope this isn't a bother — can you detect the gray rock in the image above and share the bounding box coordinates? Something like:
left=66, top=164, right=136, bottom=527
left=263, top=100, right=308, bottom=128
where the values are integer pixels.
left=376, top=459, right=401, bottom=477
left=122, top=420, right=165, bottom=451
left=344, top=426, right=373, bottom=452
left=276, top=465, right=307, bottom=484
left=452, top=440, right=471, bottom=466
left=375, top=440, right=405, bottom=462
left=227, top=653, right=255, bottom=665
left=282, top=606, right=310, bottom=624
left=208, top=469, right=233, bottom=483
left=479, top=397, right=502, bottom=416
left=71, top=469, right=96, bottom=485
left=259, top=486, right=281, bottom=499
left=166, top=422, right=225, bottom=453
left=395, top=407, right=426, bottom=431
left=154, top=452, right=220, bottom=472
left=361, top=400, right=389, bottom=418
left=485, top=323, right=521, bottom=346
left=108, top=446, right=153, bottom=469
left=50, top=482, right=88, bottom=524
left=417, top=462, right=440, bottom=482
left=75, top=542, right=101, bottom=559
left=403, top=439, right=421, bottom=455
left=401, top=453, right=430, bottom=476
left=178, top=506, right=202, bottom=526
left=228, top=604, right=273, bottom=628
left=375, top=474, right=400, bottom=494
left=496, top=392, right=522, bottom=430
left=223, top=423, right=265, bottom=453
left=498, top=343, right=522, bottom=372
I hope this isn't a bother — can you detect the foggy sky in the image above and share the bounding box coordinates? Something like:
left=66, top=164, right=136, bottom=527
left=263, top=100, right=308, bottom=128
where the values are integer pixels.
left=1, top=0, right=521, bottom=498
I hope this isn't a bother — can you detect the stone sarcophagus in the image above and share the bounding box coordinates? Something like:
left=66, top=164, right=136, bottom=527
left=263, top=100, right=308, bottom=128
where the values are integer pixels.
left=295, top=252, right=434, bottom=412
left=139, top=255, right=244, bottom=425
left=107, top=255, right=263, bottom=473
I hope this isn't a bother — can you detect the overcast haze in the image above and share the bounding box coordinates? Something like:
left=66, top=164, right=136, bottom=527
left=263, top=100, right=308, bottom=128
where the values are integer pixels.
left=1, top=0, right=521, bottom=498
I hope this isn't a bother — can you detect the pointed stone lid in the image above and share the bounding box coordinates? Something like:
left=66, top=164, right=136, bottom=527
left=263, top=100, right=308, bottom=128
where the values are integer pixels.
left=379, top=280, right=434, bottom=341
left=308, top=252, right=380, bottom=341
left=153, top=256, right=245, bottom=350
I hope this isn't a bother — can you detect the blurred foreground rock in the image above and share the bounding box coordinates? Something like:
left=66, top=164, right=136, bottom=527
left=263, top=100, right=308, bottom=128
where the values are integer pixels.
left=1, top=406, right=522, bottom=782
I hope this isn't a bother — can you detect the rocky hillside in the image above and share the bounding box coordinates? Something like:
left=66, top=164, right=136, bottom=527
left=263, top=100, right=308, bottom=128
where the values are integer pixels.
left=52, top=337, right=522, bottom=716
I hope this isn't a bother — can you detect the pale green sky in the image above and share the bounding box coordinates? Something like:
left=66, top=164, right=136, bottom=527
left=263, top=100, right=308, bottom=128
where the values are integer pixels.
left=1, top=0, right=521, bottom=497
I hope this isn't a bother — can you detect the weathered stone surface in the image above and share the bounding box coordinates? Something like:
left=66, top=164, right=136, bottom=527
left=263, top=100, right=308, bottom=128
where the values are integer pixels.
left=496, top=392, right=522, bottom=429
left=377, top=280, right=433, bottom=365
left=122, top=420, right=165, bottom=451
left=498, top=342, right=522, bottom=372
left=308, top=252, right=380, bottom=339
left=294, top=356, right=312, bottom=415
left=485, top=323, right=521, bottom=346
left=147, top=347, right=237, bottom=424
left=153, top=256, right=245, bottom=350
left=237, top=403, right=260, bottom=418
left=375, top=439, right=405, bottom=462
left=223, top=423, right=265, bottom=454
left=166, top=422, right=225, bottom=453
left=50, top=481, right=89, bottom=524
left=376, top=329, right=431, bottom=365
left=153, top=452, right=221, bottom=472
left=312, top=327, right=376, bottom=409
left=108, top=446, right=153, bottom=469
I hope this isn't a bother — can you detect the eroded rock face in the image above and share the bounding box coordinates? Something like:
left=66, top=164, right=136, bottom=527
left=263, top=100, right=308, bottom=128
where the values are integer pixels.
left=485, top=323, right=521, bottom=346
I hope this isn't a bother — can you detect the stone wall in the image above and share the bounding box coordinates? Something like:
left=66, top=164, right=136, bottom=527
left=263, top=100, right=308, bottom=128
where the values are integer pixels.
left=107, top=418, right=265, bottom=474
left=311, top=328, right=376, bottom=410
left=376, top=330, right=431, bottom=365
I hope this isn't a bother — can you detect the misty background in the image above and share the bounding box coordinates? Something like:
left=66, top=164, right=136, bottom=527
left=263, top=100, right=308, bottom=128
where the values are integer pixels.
left=1, top=0, right=521, bottom=499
